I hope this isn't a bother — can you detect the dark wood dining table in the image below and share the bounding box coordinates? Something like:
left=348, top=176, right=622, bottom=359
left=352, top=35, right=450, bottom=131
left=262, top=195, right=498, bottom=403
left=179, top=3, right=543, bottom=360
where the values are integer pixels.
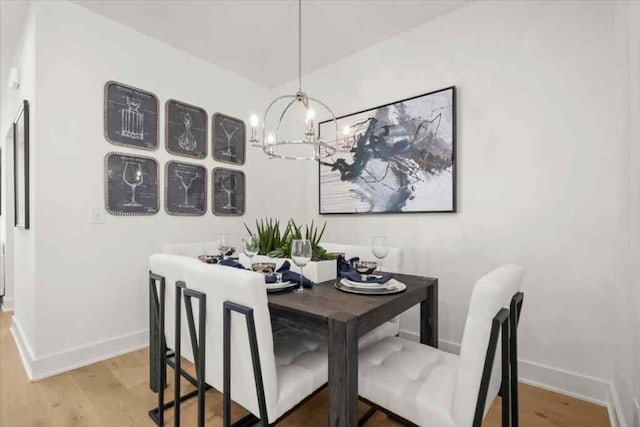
left=268, top=273, right=438, bottom=427
left=149, top=273, right=438, bottom=427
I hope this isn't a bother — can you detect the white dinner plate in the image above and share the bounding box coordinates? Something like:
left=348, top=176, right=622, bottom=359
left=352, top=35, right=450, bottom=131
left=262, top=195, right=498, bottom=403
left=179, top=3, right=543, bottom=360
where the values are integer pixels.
left=266, top=281, right=297, bottom=292
left=336, top=279, right=406, bottom=295
left=341, top=277, right=398, bottom=290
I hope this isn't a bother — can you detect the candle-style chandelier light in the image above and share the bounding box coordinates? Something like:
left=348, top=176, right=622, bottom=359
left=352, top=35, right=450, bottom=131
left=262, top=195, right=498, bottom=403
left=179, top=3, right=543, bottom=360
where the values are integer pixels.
left=249, top=0, right=338, bottom=160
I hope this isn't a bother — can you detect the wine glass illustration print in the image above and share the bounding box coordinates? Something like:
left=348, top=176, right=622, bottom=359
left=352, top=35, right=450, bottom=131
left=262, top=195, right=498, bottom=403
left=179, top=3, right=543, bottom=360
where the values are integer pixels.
left=212, top=113, right=245, bottom=165
left=166, top=100, right=207, bottom=158
left=212, top=168, right=245, bottom=216
left=105, top=153, right=159, bottom=215
left=165, top=161, right=207, bottom=216
left=318, top=86, right=456, bottom=214
left=104, top=81, right=159, bottom=150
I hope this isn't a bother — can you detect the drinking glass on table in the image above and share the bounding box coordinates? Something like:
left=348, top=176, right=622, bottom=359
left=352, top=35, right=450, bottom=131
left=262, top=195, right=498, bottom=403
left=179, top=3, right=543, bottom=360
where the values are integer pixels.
left=218, top=233, right=231, bottom=260
left=372, top=236, right=390, bottom=272
left=242, top=236, right=260, bottom=261
left=291, top=239, right=312, bottom=294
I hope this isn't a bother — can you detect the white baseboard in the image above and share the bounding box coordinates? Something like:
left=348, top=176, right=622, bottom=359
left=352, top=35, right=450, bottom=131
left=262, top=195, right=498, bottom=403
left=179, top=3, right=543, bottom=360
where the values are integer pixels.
left=399, top=329, right=611, bottom=404
left=10, top=316, right=149, bottom=381
left=10, top=316, right=35, bottom=379
left=0, top=297, right=14, bottom=312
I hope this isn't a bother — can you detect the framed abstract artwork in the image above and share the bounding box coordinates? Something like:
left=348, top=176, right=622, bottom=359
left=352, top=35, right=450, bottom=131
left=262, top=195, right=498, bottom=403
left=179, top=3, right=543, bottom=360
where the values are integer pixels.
left=212, top=113, right=245, bottom=165
left=165, top=100, right=207, bottom=159
left=104, top=152, right=159, bottom=215
left=104, top=81, right=159, bottom=150
left=212, top=167, right=245, bottom=216
left=318, top=86, right=456, bottom=214
left=14, top=100, right=29, bottom=229
left=165, top=161, right=207, bottom=216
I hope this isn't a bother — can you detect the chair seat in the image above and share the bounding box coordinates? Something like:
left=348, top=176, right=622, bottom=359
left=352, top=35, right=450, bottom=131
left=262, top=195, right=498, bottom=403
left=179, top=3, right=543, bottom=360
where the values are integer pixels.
left=273, top=332, right=328, bottom=420
left=359, top=337, right=458, bottom=427
left=358, top=321, right=400, bottom=350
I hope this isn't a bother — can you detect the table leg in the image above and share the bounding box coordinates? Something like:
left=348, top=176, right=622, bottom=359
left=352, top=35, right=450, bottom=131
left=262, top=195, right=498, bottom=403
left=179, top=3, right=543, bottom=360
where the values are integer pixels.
left=329, top=312, right=358, bottom=427
left=420, top=281, right=439, bottom=347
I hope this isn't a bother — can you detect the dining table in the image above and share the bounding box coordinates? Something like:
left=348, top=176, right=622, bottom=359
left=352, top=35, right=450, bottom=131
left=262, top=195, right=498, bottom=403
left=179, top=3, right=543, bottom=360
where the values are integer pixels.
left=149, top=272, right=438, bottom=427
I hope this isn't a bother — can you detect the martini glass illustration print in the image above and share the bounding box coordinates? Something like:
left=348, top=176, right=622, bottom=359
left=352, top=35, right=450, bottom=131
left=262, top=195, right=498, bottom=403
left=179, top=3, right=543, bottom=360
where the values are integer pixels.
left=219, top=119, right=238, bottom=158
left=221, top=173, right=236, bottom=210
left=123, top=161, right=144, bottom=207
left=175, top=169, right=200, bottom=208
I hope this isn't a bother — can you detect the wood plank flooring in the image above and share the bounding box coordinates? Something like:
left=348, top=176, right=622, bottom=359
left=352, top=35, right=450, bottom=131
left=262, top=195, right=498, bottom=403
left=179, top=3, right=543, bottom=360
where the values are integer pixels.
left=0, top=311, right=611, bottom=427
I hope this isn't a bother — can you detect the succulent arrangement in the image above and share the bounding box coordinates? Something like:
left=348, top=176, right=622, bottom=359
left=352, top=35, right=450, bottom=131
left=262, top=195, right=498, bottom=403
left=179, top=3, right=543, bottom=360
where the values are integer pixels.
left=244, top=218, right=334, bottom=261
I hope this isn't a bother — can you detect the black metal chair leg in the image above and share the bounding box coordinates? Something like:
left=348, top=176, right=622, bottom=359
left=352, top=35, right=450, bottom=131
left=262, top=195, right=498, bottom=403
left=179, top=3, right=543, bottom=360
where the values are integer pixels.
left=510, top=292, right=524, bottom=427
left=174, top=281, right=186, bottom=427
left=501, top=315, right=510, bottom=427
left=184, top=289, right=207, bottom=427
left=149, top=273, right=167, bottom=425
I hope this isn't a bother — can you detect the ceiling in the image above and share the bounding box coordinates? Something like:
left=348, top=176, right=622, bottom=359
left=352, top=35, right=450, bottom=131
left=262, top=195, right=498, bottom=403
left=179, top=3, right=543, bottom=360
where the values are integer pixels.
left=71, top=0, right=468, bottom=88
left=0, top=0, right=30, bottom=88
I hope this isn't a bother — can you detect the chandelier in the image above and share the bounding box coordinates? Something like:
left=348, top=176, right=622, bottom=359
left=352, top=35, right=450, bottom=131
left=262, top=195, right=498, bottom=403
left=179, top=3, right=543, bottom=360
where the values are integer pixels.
left=249, top=0, right=338, bottom=160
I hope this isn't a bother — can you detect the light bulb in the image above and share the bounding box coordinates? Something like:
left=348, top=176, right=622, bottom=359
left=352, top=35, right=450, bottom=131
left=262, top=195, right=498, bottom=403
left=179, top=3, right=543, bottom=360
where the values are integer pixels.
left=267, top=133, right=275, bottom=144
left=343, top=125, right=350, bottom=136
left=306, top=109, right=316, bottom=121
left=250, top=114, right=259, bottom=128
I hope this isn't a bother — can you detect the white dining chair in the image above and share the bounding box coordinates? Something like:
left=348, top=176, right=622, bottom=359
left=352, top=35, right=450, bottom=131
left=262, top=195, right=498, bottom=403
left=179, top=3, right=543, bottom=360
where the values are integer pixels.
left=162, top=241, right=220, bottom=258
left=322, top=242, right=403, bottom=349
left=148, top=253, right=205, bottom=425
left=357, top=264, right=525, bottom=427
left=183, top=260, right=329, bottom=426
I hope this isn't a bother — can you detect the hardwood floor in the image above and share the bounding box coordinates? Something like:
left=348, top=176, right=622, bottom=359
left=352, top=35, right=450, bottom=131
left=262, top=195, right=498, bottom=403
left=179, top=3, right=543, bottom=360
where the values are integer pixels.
left=0, top=311, right=610, bottom=427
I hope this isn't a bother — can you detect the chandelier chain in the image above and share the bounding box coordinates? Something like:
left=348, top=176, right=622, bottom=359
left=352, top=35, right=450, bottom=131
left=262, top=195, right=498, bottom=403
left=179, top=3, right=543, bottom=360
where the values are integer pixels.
left=298, top=0, right=302, bottom=92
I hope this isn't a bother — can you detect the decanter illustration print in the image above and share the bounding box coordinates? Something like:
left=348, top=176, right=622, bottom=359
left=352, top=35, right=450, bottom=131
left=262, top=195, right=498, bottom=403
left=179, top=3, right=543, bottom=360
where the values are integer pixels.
left=123, top=161, right=144, bottom=207
left=219, top=120, right=238, bottom=157
left=178, top=112, right=197, bottom=152
left=221, top=174, right=236, bottom=209
left=175, top=169, right=200, bottom=208
left=121, top=97, right=144, bottom=140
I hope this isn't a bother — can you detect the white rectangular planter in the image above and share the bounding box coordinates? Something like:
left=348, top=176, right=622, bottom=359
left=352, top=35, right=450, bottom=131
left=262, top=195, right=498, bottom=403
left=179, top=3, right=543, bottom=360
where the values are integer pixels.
left=238, top=254, right=337, bottom=283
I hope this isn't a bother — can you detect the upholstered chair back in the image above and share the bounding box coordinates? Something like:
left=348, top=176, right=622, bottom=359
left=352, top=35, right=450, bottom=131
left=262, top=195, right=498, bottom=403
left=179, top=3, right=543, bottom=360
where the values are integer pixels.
left=149, top=254, right=201, bottom=361
left=184, top=262, right=280, bottom=422
left=162, top=241, right=219, bottom=258
left=321, top=242, right=403, bottom=273
left=452, top=264, right=524, bottom=427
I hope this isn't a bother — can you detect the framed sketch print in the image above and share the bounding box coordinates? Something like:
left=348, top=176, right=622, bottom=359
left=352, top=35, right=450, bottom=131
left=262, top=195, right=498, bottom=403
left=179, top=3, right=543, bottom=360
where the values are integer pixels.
left=212, top=167, right=245, bottom=216
left=212, top=113, right=245, bottom=165
left=318, top=86, right=456, bottom=214
left=165, top=161, right=207, bottom=216
left=104, top=152, right=159, bottom=215
left=165, top=100, right=207, bottom=158
left=14, top=100, right=29, bottom=229
left=104, top=81, right=159, bottom=150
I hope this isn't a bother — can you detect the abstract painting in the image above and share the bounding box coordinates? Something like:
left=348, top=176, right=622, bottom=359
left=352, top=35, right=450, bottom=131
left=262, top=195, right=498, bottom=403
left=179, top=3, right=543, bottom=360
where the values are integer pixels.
left=318, top=86, right=455, bottom=214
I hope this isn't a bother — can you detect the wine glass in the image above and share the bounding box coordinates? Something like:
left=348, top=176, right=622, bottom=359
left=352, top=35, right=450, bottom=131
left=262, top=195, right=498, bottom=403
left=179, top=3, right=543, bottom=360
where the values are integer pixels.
left=175, top=169, right=200, bottom=208
left=242, top=236, right=260, bottom=260
left=221, top=174, right=236, bottom=210
left=291, top=239, right=312, bottom=294
left=372, top=236, right=390, bottom=272
left=220, top=120, right=238, bottom=157
left=218, top=233, right=231, bottom=260
left=123, top=161, right=143, bottom=207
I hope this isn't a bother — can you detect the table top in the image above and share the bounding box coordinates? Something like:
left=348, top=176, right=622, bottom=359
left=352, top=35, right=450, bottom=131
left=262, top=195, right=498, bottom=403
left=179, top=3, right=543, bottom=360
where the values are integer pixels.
left=268, top=273, right=437, bottom=337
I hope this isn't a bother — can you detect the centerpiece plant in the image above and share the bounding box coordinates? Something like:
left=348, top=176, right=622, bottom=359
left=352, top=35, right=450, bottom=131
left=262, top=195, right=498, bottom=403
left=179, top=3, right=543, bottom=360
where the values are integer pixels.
left=244, top=218, right=334, bottom=262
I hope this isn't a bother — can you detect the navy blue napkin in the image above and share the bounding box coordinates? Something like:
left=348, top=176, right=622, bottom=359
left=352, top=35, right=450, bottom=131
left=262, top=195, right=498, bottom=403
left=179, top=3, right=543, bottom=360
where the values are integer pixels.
left=218, top=258, right=246, bottom=270
left=265, top=260, right=313, bottom=288
left=340, top=269, right=392, bottom=284
left=336, top=255, right=360, bottom=275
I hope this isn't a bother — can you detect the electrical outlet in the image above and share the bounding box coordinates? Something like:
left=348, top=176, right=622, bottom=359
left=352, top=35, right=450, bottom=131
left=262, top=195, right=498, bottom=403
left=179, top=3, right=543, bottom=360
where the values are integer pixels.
left=92, top=208, right=105, bottom=224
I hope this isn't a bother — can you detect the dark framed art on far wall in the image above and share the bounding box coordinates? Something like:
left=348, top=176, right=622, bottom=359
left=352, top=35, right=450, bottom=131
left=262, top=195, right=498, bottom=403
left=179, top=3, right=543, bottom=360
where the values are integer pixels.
left=318, top=86, right=456, bottom=215
left=14, top=100, right=29, bottom=229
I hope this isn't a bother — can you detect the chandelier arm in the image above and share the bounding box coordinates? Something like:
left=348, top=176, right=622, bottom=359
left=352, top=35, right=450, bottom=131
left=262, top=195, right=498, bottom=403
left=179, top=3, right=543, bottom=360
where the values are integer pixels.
left=307, top=95, right=339, bottom=149
left=274, top=97, right=299, bottom=142
left=298, top=0, right=302, bottom=92
left=261, top=94, right=297, bottom=144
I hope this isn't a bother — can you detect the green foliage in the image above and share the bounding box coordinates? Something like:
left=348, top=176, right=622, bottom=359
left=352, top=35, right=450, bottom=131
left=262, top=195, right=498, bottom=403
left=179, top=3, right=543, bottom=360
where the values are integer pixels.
left=244, top=218, right=334, bottom=262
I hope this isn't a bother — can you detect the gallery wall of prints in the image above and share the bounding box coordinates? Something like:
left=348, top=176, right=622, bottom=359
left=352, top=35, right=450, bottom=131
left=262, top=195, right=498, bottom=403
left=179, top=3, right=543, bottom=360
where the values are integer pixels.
left=103, top=81, right=246, bottom=217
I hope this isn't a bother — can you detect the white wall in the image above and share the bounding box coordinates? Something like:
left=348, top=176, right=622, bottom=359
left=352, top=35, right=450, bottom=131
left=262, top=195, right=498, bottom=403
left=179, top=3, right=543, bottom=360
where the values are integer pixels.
left=0, top=4, right=38, bottom=356
left=8, top=0, right=311, bottom=378
left=272, top=0, right=630, bottom=407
